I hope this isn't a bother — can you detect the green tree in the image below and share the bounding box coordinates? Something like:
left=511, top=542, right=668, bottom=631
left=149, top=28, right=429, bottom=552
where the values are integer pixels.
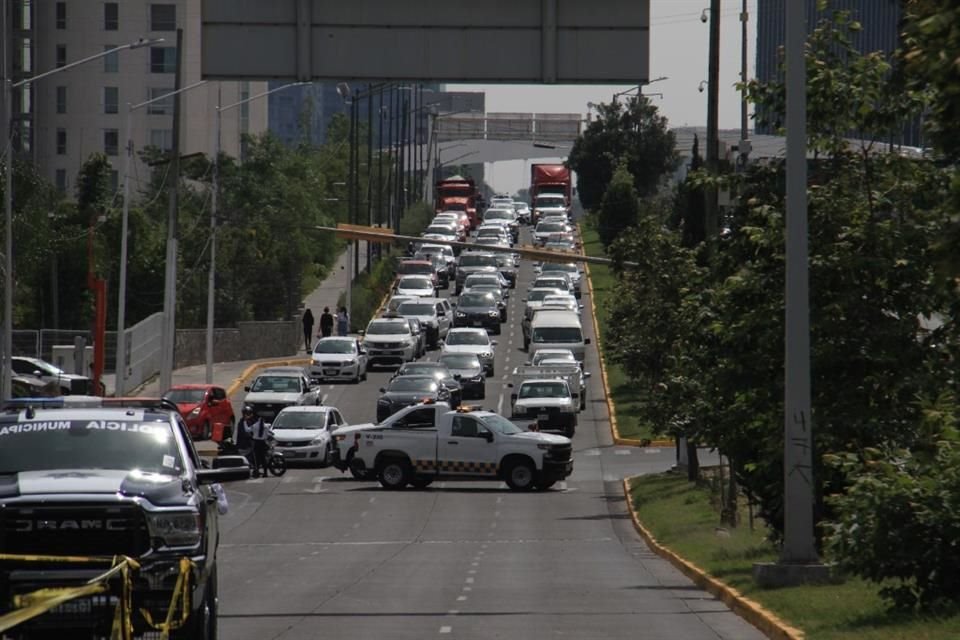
left=567, top=95, right=678, bottom=211
left=594, top=161, right=639, bottom=247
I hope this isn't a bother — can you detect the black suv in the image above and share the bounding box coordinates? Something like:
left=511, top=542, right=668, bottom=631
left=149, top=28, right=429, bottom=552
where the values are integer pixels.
left=0, top=397, right=249, bottom=639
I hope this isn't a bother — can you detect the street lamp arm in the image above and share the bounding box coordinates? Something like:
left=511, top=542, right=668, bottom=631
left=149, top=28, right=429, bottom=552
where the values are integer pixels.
left=218, top=81, right=311, bottom=112
left=12, top=38, right=164, bottom=89
left=130, top=80, right=207, bottom=112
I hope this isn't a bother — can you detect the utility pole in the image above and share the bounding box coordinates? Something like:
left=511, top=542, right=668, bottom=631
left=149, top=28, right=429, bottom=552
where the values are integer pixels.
left=1, top=0, right=11, bottom=401
left=705, top=0, right=721, bottom=241
left=738, top=0, right=751, bottom=169
left=158, top=28, right=183, bottom=392
left=366, top=86, right=373, bottom=271
left=352, top=88, right=360, bottom=278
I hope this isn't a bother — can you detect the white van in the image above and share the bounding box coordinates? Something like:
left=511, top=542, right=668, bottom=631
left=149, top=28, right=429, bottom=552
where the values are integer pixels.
left=528, top=310, right=590, bottom=362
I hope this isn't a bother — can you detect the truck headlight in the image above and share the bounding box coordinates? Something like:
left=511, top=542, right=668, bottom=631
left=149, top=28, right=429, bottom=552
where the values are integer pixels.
left=480, top=352, right=492, bottom=359
left=455, top=311, right=467, bottom=318
left=377, top=398, right=391, bottom=405
left=189, top=406, right=201, bottom=417
left=146, top=511, right=202, bottom=547
left=488, top=310, right=499, bottom=317
left=310, top=436, right=327, bottom=445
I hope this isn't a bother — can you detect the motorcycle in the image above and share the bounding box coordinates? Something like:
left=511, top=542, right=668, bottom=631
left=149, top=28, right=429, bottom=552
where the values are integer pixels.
left=217, top=437, right=286, bottom=477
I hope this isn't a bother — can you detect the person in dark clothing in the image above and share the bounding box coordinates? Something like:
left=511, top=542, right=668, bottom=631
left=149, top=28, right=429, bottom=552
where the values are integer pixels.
left=302, top=308, right=315, bottom=351
left=236, top=405, right=257, bottom=452
left=336, top=306, right=349, bottom=336
left=319, top=306, right=334, bottom=338
left=241, top=405, right=272, bottom=478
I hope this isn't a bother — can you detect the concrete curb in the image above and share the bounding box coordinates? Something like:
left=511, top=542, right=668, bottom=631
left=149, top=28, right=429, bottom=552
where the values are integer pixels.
left=622, top=477, right=805, bottom=640
left=577, top=223, right=673, bottom=449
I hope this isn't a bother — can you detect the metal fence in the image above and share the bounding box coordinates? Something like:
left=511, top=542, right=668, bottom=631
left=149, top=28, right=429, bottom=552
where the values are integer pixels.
left=12, top=329, right=119, bottom=372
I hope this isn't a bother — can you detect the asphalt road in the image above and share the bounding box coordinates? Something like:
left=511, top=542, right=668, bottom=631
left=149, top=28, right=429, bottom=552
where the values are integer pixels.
left=217, top=226, right=764, bottom=640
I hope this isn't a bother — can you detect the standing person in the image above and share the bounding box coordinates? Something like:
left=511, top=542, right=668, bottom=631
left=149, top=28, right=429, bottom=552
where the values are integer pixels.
left=319, top=306, right=334, bottom=338
left=244, top=407, right=272, bottom=478
left=301, top=308, right=315, bottom=352
left=336, top=306, right=349, bottom=336
left=235, top=405, right=256, bottom=453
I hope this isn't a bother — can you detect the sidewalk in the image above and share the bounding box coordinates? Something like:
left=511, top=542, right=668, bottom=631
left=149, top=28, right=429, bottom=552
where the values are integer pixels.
left=107, top=245, right=363, bottom=397
left=301, top=241, right=367, bottom=324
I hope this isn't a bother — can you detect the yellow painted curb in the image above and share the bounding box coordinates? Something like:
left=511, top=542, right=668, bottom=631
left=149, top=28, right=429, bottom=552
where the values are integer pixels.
left=622, top=477, right=805, bottom=640
left=578, top=223, right=671, bottom=449
left=225, top=358, right=311, bottom=398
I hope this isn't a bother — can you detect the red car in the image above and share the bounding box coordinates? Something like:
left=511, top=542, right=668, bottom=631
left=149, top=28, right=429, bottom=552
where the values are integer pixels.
left=163, top=384, right=235, bottom=440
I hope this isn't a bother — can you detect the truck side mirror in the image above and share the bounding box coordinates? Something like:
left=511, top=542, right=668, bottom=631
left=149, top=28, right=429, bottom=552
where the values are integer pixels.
left=481, top=430, right=494, bottom=443
left=584, top=372, right=592, bottom=378
left=243, top=386, right=251, bottom=392
left=584, top=338, right=591, bottom=345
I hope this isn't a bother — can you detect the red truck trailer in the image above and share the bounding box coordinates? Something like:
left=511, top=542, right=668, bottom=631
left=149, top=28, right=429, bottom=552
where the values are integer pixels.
left=435, top=175, right=480, bottom=229
left=529, top=164, right=572, bottom=224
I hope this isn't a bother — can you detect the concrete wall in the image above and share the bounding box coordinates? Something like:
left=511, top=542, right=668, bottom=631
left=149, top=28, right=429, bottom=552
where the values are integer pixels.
left=174, top=320, right=300, bottom=368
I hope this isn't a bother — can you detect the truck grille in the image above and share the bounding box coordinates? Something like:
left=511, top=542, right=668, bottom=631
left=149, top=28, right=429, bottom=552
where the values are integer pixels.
left=0, top=504, right=150, bottom=557
left=276, top=440, right=309, bottom=448
left=372, top=342, right=403, bottom=350
left=546, top=444, right=573, bottom=462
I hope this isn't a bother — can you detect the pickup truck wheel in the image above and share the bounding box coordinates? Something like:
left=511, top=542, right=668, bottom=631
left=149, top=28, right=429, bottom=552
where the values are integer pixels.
left=378, top=459, right=411, bottom=489
left=410, top=474, right=434, bottom=489
left=504, top=460, right=536, bottom=491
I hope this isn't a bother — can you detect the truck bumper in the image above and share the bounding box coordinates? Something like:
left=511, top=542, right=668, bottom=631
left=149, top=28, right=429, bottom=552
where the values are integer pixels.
left=541, top=459, right=574, bottom=483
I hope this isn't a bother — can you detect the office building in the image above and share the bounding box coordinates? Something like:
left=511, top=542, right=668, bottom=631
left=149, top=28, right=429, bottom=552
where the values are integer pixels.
left=7, top=0, right=267, bottom=196
left=755, top=0, right=920, bottom=146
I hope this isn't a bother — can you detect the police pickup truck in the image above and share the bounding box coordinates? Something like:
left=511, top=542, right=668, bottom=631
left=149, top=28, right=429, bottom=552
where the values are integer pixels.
left=332, top=401, right=573, bottom=491
left=0, top=396, right=249, bottom=639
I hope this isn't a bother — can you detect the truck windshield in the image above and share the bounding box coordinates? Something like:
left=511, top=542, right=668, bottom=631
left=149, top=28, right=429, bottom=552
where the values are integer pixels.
left=459, top=255, right=498, bottom=268
left=536, top=195, right=566, bottom=207
left=519, top=382, right=568, bottom=399
left=542, top=263, right=578, bottom=274
left=397, top=303, right=435, bottom=316
left=537, top=222, right=566, bottom=233
left=439, top=355, right=481, bottom=369
left=367, top=321, right=410, bottom=335
left=0, top=418, right=182, bottom=474
left=480, top=414, right=524, bottom=436
left=251, top=376, right=301, bottom=392
left=399, top=277, right=433, bottom=289
left=527, top=289, right=564, bottom=302
left=532, top=328, right=583, bottom=343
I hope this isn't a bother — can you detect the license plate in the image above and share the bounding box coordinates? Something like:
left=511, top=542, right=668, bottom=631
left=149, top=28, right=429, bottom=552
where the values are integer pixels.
left=323, top=369, right=338, bottom=375
left=284, top=450, right=305, bottom=458
left=538, top=413, right=549, bottom=420
left=53, top=599, right=94, bottom=614
left=472, top=320, right=483, bottom=327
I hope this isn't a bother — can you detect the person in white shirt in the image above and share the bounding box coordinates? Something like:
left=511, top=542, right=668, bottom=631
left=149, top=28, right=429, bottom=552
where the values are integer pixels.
left=242, top=406, right=273, bottom=478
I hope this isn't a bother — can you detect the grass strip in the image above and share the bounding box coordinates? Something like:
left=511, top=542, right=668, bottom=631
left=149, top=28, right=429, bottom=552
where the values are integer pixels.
left=627, top=473, right=960, bottom=640
left=580, top=222, right=656, bottom=441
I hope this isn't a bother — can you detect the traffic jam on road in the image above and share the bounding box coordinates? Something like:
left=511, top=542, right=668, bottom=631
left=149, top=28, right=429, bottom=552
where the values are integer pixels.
left=203, top=173, right=758, bottom=640
left=234, top=181, right=587, bottom=491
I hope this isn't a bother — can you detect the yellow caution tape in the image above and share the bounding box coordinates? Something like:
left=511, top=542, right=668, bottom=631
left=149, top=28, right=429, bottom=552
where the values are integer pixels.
left=138, top=557, right=195, bottom=640
left=0, top=552, right=194, bottom=640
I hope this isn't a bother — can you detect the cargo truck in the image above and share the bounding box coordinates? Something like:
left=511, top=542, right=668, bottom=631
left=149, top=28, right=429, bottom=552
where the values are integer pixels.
left=529, top=164, right=572, bottom=224
left=435, top=175, right=480, bottom=229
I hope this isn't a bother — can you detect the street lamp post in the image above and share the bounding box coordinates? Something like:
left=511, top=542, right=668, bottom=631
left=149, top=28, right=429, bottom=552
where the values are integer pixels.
left=115, top=80, right=207, bottom=396
left=2, top=36, right=162, bottom=400
left=205, top=81, right=309, bottom=382
left=611, top=76, right=668, bottom=103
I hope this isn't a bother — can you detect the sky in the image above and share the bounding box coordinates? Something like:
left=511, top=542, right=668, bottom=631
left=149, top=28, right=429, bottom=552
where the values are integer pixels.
left=445, top=0, right=758, bottom=195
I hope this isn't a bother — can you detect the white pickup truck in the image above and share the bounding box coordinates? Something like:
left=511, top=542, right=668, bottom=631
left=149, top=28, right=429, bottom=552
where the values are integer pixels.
left=508, top=378, right=577, bottom=437
left=511, top=364, right=588, bottom=412
left=331, top=401, right=573, bottom=491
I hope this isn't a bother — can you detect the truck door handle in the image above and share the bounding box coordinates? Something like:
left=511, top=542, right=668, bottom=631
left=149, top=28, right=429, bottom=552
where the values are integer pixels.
left=447, top=441, right=459, bottom=445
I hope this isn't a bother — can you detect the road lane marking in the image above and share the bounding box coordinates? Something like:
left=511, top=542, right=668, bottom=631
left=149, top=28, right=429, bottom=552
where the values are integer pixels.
left=495, top=497, right=502, bottom=504
left=494, top=511, right=500, bottom=517
left=369, top=497, right=376, bottom=503
left=457, top=596, right=467, bottom=602
left=462, top=586, right=472, bottom=592
left=440, top=626, right=452, bottom=634
left=448, top=609, right=459, bottom=615
left=471, top=562, right=479, bottom=567
left=497, top=394, right=504, bottom=415
left=468, top=569, right=477, bottom=574
left=583, top=448, right=601, bottom=457
left=614, top=449, right=631, bottom=456
left=465, top=577, right=474, bottom=584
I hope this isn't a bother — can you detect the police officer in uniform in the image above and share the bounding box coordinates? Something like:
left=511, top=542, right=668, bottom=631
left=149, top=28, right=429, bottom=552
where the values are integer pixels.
left=244, top=407, right=273, bottom=478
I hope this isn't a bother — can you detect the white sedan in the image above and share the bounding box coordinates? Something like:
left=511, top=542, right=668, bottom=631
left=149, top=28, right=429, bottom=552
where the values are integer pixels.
left=310, top=337, right=368, bottom=383
left=271, top=405, right=347, bottom=466
left=395, top=275, right=437, bottom=298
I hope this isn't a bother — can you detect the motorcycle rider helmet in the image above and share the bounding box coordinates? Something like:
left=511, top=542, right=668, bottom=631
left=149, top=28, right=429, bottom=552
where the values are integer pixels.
left=242, top=404, right=255, bottom=417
